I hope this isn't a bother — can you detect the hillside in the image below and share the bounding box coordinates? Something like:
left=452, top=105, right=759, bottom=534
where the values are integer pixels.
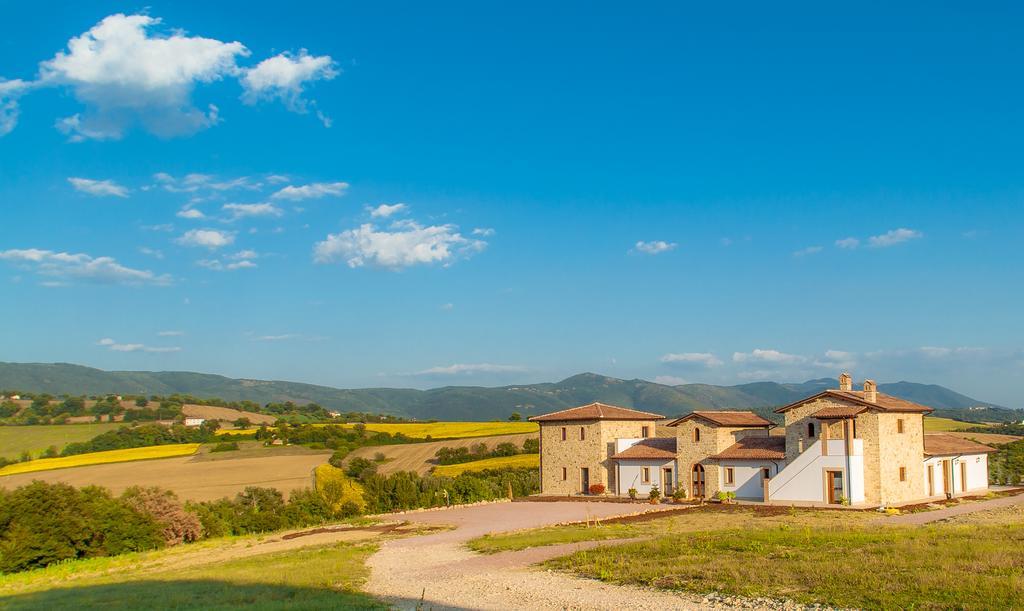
left=0, top=362, right=1018, bottom=423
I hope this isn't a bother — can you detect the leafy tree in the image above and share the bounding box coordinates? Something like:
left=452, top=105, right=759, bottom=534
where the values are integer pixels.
left=508, top=412, right=522, bottom=421
left=121, top=487, right=202, bottom=546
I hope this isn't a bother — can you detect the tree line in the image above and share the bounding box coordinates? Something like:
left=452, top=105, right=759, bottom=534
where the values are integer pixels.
left=434, top=438, right=538, bottom=465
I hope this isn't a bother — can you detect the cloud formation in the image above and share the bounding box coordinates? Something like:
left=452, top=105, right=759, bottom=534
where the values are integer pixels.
left=97, top=337, right=181, bottom=353
left=835, top=237, right=860, bottom=249
left=223, top=202, right=282, bottom=219
left=271, top=181, right=349, bottom=201
left=0, top=248, right=170, bottom=285
left=176, top=229, right=235, bottom=249
left=732, top=348, right=806, bottom=365
left=413, top=363, right=527, bottom=375
left=633, top=240, right=677, bottom=255
left=3, top=13, right=337, bottom=140
left=868, top=228, right=923, bottom=248
left=368, top=203, right=407, bottom=218
left=660, top=352, right=723, bottom=367
left=314, top=220, right=486, bottom=269
left=68, top=177, right=129, bottom=197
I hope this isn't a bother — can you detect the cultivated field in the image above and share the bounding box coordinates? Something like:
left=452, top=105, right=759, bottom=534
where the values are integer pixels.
left=342, top=421, right=537, bottom=439
left=943, top=431, right=1021, bottom=445
left=181, top=404, right=276, bottom=425
left=0, top=422, right=123, bottom=460
left=923, top=416, right=989, bottom=432
left=0, top=444, right=202, bottom=476
left=0, top=447, right=331, bottom=501
left=343, top=433, right=537, bottom=475
left=433, top=454, right=539, bottom=476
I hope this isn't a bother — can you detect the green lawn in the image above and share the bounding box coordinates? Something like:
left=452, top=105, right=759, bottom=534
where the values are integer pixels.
left=0, top=423, right=123, bottom=460
left=545, top=522, right=1024, bottom=610
left=0, top=541, right=385, bottom=610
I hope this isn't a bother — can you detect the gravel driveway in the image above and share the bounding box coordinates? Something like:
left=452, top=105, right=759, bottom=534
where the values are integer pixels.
left=365, top=501, right=784, bottom=610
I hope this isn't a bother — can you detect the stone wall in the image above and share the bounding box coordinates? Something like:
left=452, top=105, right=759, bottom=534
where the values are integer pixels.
left=538, top=419, right=649, bottom=495
left=877, top=412, right=925, bottom=504
left=782, top=397, right=852, bottom=461
left=672, top=421, right=769, bottom=499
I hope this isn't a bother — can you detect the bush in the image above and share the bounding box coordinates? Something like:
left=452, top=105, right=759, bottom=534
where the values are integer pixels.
left=628, top=487, right=638, bottom=500
left=648, top=485, right=661, bottom=502
left=121, top=486, right=202, bottom=546
left=672, top=487, right=687, bottom=501
left=588, top=483, right=606, bottom=495
left=210, top=441, right=239, bottom=453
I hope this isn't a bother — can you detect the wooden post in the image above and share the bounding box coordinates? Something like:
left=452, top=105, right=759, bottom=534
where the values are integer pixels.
left=821, top=422, right=829, bottom=456
left=843, top=419, right=852, bottom=455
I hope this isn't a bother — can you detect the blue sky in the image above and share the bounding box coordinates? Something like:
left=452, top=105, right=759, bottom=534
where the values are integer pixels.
left=1, top=3, right=1022, bottom=405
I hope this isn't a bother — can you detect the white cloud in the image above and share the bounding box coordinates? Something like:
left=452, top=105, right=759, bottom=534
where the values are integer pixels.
left=68, top=177, right=128, bottom=197
left=793, top=245, right=822, bottom=257
left=0, top=248, right=170, bottom=285
left=314, top=221, right=486, bottom=269
left=653, top=375, right=687, bottom=386
left=868, top=228, right=923, bottom=248
left=440, top=302, right=454, bottom=311
left=732, top=349, right=806, bottom=365
left=835, top=237, right=860, bottom=249
left=472, top=227, right=496, bottom=237
left=176, top=229, right=234, bottom=249
left=253, top=334, right=299, bottom=341
left=38, top=14, right=248, bottom=140
left=660, top=352, right=723, bottom=367
left=413, top=363, right=527, bottom=376
left=157, top=330, right=183, bottom=336
left=241, top=50, right=338, bottom=118
left=230, top=250, right=258, bottom=260
left=139, top=247, right=164, bottom=259
left=176, top=207, right=205, bottom=219
left=0, top=79, right=29, bottom=136
left=633, top=240, right=677, bottom=255
left=197, top=258, right=256, bottom=271
left=815, top=349, right=858, bottom=370
left=368, top=203, right=408, bottom=218
left=97, top=337, right=180, bottom=353
left=155, top=173, right=260, bottom=193
left=271, top=181, right=348, bottom=201
left=222, top=202, right=282, bottom=219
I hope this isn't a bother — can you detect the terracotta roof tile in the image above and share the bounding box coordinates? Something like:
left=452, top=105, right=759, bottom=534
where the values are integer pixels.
left=811, top=405, right=867, bottom=419
left=710, top=436, right=787, bottom=460
left=667, top=411, right=774, bottom=428
left=611, top=437, right=678, bottom=460
left=529, top=402, right=664, bottom=422
left=775, top=390, right=933, bottom=414
left=923, top=433, right=997, bottom=457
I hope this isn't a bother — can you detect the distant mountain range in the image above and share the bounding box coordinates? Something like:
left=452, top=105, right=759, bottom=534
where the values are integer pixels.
left=0, top=362, right=1019, bottom=423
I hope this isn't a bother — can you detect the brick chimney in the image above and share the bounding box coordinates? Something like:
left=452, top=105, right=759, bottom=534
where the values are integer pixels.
left=839, top=372, right=852, bottom=391
left=863, top=379, right=877, bottom=402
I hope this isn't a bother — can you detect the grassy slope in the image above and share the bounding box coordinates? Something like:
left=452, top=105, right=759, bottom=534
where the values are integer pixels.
left=0, top=423, right=124, bottom=460
left=0, top=541, right=384, bottom=610
left=923, top=416, right=989, bottom=432
left=0, top=444, right=201, bottom=476
left=433, top=453, right=539, bottom=476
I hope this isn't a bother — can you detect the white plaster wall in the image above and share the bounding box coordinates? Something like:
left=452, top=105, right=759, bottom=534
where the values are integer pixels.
left=617, top=459, right=674, bottom=496
left=717, top=461, right=777, bottom=500
left=769, top=440, right=865, bottom=504
left=924, top=454, right=989, bottom=496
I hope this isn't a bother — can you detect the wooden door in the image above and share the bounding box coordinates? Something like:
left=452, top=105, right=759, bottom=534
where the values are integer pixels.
left=662, top=468, right=673, bottom=495
left=942, top=460, right=951, bottom=495
left=927, top=464, right=934, bottom=496
left=580, top=468, right=590, bottom=494
left=826, top=470, right=843, bottom=504
left=960, top=461, right=967, bottom=492
left=691, top=464, right=705, bottom=498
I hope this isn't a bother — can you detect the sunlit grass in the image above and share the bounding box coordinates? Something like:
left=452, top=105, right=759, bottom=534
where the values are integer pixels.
left=433, top=454, right=539, bottom=476
left=0, top=444, right=201, bottom=476
left=923, top=416, right=988, bottom=432
left=215, top=421, right=538, bottom=440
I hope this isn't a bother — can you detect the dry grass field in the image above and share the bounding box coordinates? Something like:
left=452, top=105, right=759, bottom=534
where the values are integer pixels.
left=0, top=444, right=201, bottom=476
left=433, top=453, right=539, bottom=476
left=181, top=404, right=276, bottom=425
left=942, top=431, right=1021, bottom=445
left=342, top=421, right=538, bottom=438
left=0, top=446, right=331, bottom=501
left=343, top=433, right=536, bottom=475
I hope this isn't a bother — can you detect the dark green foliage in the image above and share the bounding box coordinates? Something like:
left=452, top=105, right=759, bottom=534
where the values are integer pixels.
left=0, top=482, right=164, bottom=573
left=357, top=467, right=539, bottom=514
left=186, top=486, right=357, bottom=538
left=522, top=437, right=539, bottom=453
left=435, top=438, right=535, bottom=465
left=344, top=457, right=377, bottom=479
left=60, top=423, right=218, bottom=456
left=210, top=441, right=239, bottom=452
left=989, top=440, right=1024, bottom=485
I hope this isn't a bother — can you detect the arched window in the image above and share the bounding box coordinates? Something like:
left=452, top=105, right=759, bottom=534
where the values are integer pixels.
left=807, top=422, right=816, bottom=438
left=693, top=427, right=701, bottom=443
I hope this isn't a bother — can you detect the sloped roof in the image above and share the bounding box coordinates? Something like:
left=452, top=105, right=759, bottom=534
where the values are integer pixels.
left=710, top=436, right=787, bottom=460
left=923, top=433, right=997, bottom=457
left=811, top=405, right=867, bottom=419
left=775, top=390, right=933, bottom=415
left=528, top=402, right=664, bottom=422
left=667, top=411, right=773, bottom=428
left=611, top=437, right=678, bottom=460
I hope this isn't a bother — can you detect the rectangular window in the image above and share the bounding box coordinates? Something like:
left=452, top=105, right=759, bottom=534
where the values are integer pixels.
left=561, top=467, right=567, bottom=481
left=693, top=428, right=701, bottom=443
left=561, top=427, right=566, bottom=441
left=897, top=419, right=905, bottom=434
left=725, top=467, right=735, bottom=485
left=579, top=427, right=586, bottom=441
left=762, top=467, right=771, bottom=480
left=899, top=466, right=907, bottom=482
left=641, top=426, right=650, bottom=438
left=641, top=467, right=650, bottom=483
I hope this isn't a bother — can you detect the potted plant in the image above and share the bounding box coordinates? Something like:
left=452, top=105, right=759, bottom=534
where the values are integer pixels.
left=628, top=487, right=638, bottom=501
left=648, top=485, right=661, bottom=504
left=588, top=483, right=606, bottom=496
left=672, top=487, right=687, bottom=503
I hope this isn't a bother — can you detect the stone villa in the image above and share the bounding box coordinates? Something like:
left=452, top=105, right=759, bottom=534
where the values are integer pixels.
left=530, top=373, right=996, bottom=506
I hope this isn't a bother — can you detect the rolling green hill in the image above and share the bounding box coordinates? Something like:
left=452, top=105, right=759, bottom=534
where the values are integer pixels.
left=0, top=363, right=1018, bottom=423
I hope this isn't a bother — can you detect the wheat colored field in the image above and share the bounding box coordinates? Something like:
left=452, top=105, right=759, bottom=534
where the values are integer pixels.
left=432, top=453, right=540, bottom=476
left=344, top=433, right=537, bottom=475
left=0, top=444, right=202, bottom=476
left=217, top=421, right=538, bottom=439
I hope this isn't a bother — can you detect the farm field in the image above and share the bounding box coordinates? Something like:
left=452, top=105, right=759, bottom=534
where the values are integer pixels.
left=433, top=453, right=539, bottom=476
left=0, top=448, right=331, bottom=501
left=343, top=433, right=536, bottom=475
left=0, top=423, right=123, bottom=460
left=923, top=416, right=990, bottom=432
left=341, top=421, right=537, bottom=439
left=944, top=431, right=1021, bottom=445
left=181, top=404, right=276, bottom=425
left=0, top=444, right=202, bottom=476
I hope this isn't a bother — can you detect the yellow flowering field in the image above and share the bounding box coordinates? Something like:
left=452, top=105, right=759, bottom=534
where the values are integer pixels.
left=433, top=453, right=539, bottom=476
left=0, top=444, right=202, bottom=476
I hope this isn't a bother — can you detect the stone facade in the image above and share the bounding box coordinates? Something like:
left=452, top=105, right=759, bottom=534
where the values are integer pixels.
left=877, top=412, right=925, bottom=504
left=782, top=397, right=850, bottom=462
left=538, top=419, right=650, bottom=495
left=673, top=418, right=769, bottom=499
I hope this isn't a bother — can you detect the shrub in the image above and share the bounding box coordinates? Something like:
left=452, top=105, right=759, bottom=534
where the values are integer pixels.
left=210, top=441, right=239, bottom=453
left=628, top=487, right=638, bottom=500
left=121, top=486, right=202, bottom=546
left=588, top=483, right=606, bottom=495
left=672, top=487, right=687, bottom=501
left=648, top=485, right=661, bottom=502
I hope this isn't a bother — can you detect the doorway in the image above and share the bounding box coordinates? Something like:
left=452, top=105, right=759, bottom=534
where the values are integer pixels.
left=960, top=461, right=967, bottom=492
left=942, top=460, right=951, bottom=495
left=580, top=468, right=590, bottom=494
left=825, top=470, right=844, bottom=504
left=662, top=468, right=673, bottom=495
left=691, top=464, right=705, bottom=498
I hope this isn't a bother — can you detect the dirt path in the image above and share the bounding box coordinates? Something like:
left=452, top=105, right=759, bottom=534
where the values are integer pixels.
left=882, top=492, right=1024, bottom=525
left=365, top=501, right=784, bottom=610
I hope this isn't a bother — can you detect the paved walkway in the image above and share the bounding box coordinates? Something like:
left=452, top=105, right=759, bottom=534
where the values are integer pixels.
left=882, top=492, right=1024, bottom=525
left=364, top=501, right=784, bottom=610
